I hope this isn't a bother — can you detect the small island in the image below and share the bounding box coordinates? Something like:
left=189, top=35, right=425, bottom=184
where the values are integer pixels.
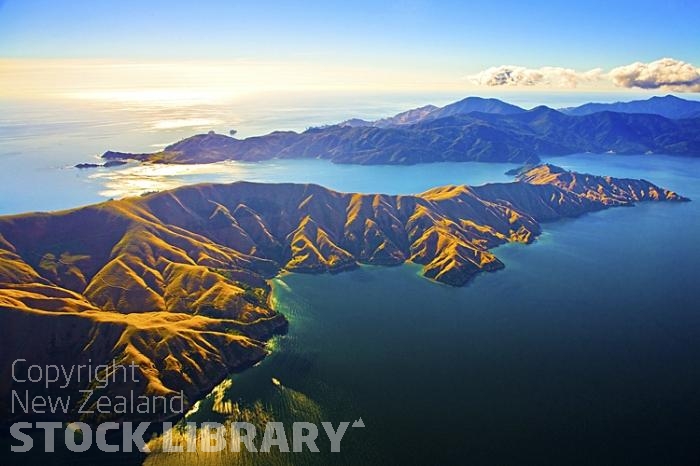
left=75, top=160, right=128, bottom=169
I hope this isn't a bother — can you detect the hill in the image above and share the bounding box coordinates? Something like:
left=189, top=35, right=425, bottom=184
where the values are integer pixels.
left=0, top=165, right=687, bottom=422
left=561, top=95, right=700, bottom=119
left=102, top=104, right=700, bottom=166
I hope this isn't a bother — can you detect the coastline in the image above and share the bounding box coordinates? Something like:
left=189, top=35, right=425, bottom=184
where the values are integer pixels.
left=0, top=164, right=688, bottom=427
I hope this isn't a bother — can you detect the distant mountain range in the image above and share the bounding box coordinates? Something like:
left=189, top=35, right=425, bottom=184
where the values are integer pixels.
left=99, top=95, right=700, bottom=166
left=341, top=97, right=527, bottom=128
left=341, top=95, right=700, bottom=127
left=560, top=95, right=700, bottom=119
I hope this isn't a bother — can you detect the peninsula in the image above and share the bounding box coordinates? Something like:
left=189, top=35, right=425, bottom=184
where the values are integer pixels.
left=0, top=165, right=688, bottom=422
left=99, top=96, right=700, bottom=166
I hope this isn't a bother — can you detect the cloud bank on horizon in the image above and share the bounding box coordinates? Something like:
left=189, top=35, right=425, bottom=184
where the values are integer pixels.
left=468, top=58, right=700, bottom=93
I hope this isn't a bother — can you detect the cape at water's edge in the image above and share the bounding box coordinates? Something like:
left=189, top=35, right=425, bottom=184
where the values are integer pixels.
left=0, top=164, right=688, bottom=423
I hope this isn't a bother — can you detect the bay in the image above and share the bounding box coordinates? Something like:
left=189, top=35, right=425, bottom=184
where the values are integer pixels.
left=146, top=154, right=700, bottom=465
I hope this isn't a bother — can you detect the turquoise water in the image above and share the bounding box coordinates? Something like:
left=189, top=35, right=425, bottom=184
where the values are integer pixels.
left=0, top=156, right=519, bottom=215
left=173, top=153, right=700, bottom=465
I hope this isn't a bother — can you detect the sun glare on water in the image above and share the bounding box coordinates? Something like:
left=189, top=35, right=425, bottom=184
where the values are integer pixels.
left=63, top=88, right=239, bottom=107
left=151, top=118, right=225, bottom=130
left=90, top=162, right=249, bottom=198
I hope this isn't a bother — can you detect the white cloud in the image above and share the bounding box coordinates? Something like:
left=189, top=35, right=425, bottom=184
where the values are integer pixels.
left=467, top=58, right=700, bottom=92
left=467, top=65, right=603, bottom=88
left=608, top=58, right=700, bottom=92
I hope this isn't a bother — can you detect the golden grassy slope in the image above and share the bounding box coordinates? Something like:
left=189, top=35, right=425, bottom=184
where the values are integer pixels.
left=0, top=164, right=687, bottom=421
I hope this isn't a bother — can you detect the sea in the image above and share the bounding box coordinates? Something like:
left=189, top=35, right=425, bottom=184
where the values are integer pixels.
left=1, top=91, right=699, bottom=465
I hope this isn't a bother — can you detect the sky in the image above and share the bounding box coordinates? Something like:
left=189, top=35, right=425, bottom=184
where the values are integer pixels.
left=1, top=0, right=699, bottom=102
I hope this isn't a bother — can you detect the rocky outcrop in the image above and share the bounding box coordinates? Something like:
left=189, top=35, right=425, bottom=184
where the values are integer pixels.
left=75, top=160, right=127, bottom=169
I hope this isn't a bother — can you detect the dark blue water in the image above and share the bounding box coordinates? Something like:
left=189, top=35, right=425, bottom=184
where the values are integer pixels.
left=148, top=154, right=700, bottom=466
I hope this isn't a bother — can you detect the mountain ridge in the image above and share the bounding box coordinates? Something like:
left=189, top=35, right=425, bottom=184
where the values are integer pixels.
left=561, top=95, right=700, bottom=119
left=99, top=96, right=700, bottom=166
left=0, top=165, right=688, bottom=422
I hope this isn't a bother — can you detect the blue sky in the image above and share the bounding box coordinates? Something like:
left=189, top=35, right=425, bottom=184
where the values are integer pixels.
left=1, top=0, right=699, bottom=99
left=2, top=0, right=698, bottom=68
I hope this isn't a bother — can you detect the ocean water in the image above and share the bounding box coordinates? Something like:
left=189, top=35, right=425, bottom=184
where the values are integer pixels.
left=2, top=95, right=700, bottom=465
left=0, top=90, right=675, bottom=213
left=0, top=93, right=517, bottom=214
left=140, top=154, right=700, bottom=466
